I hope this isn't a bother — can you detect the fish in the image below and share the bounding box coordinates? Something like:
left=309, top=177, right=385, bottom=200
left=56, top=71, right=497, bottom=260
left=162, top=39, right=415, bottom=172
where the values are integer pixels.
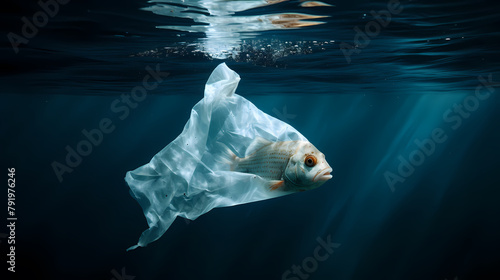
left=220, top=137, right=333, bottom=192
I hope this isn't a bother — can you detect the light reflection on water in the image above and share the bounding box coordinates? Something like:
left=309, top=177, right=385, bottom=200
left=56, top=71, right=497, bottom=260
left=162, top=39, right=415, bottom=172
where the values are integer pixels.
left=142, top=0, right=334, bottom=58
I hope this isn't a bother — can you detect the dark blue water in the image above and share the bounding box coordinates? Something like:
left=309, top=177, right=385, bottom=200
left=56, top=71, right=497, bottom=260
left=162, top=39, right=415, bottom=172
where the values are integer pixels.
left=2, top=0, right=500, bottom=279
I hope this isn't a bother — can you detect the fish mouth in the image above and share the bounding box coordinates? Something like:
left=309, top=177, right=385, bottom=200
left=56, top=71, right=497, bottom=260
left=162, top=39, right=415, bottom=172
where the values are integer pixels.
left=314, top=167, right=333, bottom=182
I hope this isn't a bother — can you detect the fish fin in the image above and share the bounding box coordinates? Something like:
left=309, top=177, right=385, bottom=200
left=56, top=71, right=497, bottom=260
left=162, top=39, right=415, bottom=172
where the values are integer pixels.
left=214, top=142, right=239, bottom=171
left=268, top=180, right=285, bottom=191
left=247, top=137, right=273, bottom=155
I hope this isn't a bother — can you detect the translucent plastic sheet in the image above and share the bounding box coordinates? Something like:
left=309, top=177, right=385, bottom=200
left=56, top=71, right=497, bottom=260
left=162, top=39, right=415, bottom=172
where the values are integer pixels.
left=126, top=63, right=326, bottom=250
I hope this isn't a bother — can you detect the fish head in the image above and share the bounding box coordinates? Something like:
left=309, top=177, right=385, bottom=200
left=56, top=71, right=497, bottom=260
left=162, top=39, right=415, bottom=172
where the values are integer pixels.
left=284, top=141, right=333, bottom=191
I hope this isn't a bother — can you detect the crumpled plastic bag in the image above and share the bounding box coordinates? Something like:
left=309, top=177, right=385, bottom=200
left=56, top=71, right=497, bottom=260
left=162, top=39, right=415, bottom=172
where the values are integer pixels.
left=125, top=63, right=308, bottom=250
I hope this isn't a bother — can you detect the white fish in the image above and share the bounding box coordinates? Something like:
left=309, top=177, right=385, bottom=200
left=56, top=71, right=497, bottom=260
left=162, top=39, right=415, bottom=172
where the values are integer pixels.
left=221, top=137, right=333, bottom=192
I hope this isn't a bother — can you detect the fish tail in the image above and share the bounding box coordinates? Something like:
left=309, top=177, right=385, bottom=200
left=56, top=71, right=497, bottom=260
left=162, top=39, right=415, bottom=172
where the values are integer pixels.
left=214, top=142, right=239, bottom=171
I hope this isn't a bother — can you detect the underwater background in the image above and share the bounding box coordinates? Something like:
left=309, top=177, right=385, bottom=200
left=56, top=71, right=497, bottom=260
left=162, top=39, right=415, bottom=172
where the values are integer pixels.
left=1, top=0, right=500, bottom=279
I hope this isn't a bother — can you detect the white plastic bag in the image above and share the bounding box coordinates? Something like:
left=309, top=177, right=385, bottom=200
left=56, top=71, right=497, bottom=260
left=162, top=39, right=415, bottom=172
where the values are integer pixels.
left=126, top=63, right=330, bottom=250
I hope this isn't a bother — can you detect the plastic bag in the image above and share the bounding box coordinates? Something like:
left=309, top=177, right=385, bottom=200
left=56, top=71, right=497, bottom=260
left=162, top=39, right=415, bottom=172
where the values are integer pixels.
left=125, top=63, right=331, bottom=250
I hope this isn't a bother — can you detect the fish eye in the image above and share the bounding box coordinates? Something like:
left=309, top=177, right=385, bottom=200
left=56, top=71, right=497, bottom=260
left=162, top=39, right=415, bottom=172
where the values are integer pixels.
left=304, top=155, right=317, bottom=167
